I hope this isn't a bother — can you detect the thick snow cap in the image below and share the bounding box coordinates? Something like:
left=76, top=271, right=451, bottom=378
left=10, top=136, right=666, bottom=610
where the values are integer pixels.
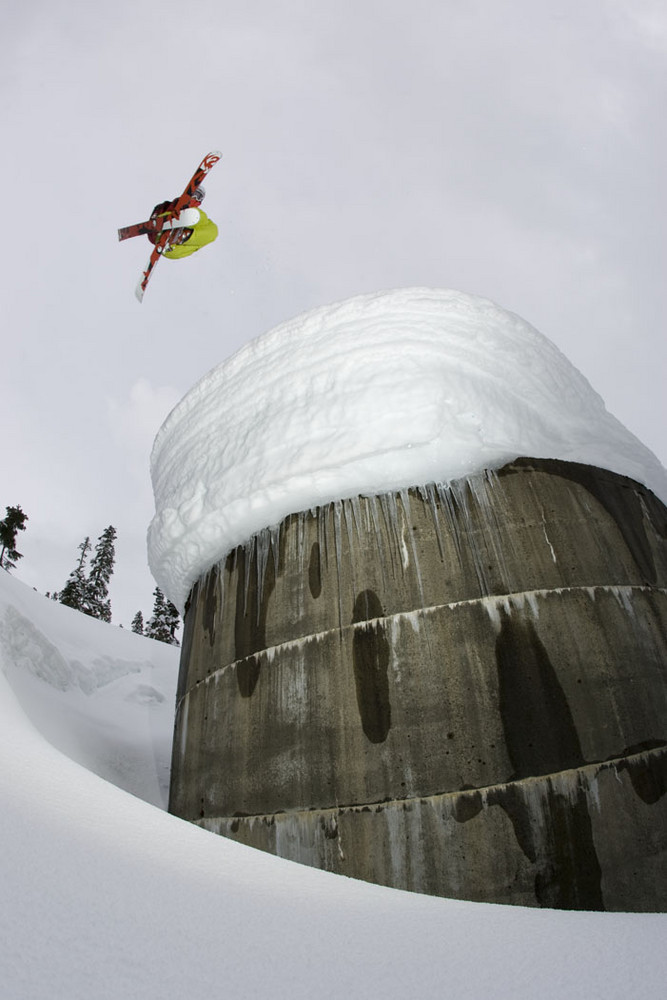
left=148, top=287, right=667, bottom=610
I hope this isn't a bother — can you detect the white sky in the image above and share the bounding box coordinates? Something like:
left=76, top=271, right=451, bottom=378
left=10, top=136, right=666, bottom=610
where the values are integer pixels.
left=2, top=0, right=666, bottom=627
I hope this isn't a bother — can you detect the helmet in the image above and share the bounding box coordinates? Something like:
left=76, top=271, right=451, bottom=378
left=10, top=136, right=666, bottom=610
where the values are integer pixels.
left=193, top=185, right=206, bottom=203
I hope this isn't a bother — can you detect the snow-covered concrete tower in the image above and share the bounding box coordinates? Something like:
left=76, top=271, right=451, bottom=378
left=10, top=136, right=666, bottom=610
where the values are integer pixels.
left=149, top=289, right=667, bottom=910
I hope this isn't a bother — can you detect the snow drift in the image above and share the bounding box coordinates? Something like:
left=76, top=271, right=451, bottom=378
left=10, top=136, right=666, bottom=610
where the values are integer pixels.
left=1, top=569, right=666, bottom=999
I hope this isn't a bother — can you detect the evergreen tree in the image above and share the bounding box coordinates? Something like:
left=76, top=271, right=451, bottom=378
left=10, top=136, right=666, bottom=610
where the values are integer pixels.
left=59, top=537, right=92, bottom=611
left=85, top=525, right=117, bottom=622
left=131, top=611, right=144, bottom=635
left=0, top=505, right=29, bottom=571
left=146, top=588, right=181, bottom=645
left=164, top=598, right=181, bottom=646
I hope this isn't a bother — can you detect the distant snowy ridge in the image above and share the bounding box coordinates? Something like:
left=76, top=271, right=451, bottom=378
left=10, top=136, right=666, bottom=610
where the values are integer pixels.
left=148, top=287, right=667, bottom=610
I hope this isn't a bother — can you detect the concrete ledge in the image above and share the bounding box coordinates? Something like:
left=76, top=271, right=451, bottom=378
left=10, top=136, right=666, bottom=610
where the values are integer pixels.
left=197, top=746, right=667, bottom=911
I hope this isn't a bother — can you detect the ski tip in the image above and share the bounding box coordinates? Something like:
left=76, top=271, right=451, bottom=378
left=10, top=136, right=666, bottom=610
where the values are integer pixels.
left=200, top=150, right=223, bottom=170
left=135, top=282, right=145, bottom=303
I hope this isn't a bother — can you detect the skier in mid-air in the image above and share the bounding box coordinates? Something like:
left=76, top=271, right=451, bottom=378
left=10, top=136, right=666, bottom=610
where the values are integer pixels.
left=147, top=185, right=219, bottom=259
left=119, top=149, right=222, bottom=300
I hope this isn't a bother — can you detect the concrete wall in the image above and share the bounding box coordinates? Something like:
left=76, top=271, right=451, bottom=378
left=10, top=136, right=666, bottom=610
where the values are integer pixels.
left=169, top=458, right=667, bottom=910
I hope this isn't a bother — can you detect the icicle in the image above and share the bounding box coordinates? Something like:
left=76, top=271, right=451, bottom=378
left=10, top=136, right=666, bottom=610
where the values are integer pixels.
left=243, top=536, right=254, bottom=616
left=269, top=523, right=281, bottom=581
left=450, top=477, right=491, bottom=594
left=332, top=500, right=343, bottom=568
left=216, top=560, right=226, bottom=639
left=342, top=497, right=357, bottom=550
left=399, top=487, right=426, bottom=604
left=401, top=608, right=421, bottom=634
left=484, top=467, right=500, bottom=490
left=348, top=494, right=363, bottom=541
left=342, top=499, right=359, bottom=599
left=420, top=482, right=446, bottom=562
left=467, top=472, right=514, bottom=592
left=318, top=502, right=329, bottom=572
left=332, top=500, right=345, bottom=626
left=508, top=590, right=541, bottom=621
left=436, top=481, right=464, bottom=569
left=296, top=511, right=307, bottom=579
left=609, top=585, right=635, bottom=616
left=524, top=590, right=541, bottom=620
left=378, top=492, right=401, bottom=578
left=482, top=594, right=506, bottom=632
left=367, top=494, right=390, bottom=595
left=359, top=493, right=372, bottom=535
left=255, top=528, right=270, bottom=624
left=398, top=487, right=412, bottom=523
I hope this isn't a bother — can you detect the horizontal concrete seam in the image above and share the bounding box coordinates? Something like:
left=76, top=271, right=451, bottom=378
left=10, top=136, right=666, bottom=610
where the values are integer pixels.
left=192, top=744, right=667, bottom=828
left=178, top=583, right=667, bottom=709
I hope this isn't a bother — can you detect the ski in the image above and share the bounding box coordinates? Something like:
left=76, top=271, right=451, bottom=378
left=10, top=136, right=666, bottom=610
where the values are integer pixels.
left=119, top=219, right=160, bottom=241
left=118, top=207, right=201, bottom=241
left=133, top=150, right=222, bottom=302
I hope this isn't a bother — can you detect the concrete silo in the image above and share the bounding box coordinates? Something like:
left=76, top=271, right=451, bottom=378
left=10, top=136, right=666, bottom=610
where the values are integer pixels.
left=149, top=289, right=667, bottom=910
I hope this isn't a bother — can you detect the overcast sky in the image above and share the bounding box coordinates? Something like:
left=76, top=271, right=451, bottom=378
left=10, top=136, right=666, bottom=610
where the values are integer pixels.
left=2, top=0, right=665, bottom=627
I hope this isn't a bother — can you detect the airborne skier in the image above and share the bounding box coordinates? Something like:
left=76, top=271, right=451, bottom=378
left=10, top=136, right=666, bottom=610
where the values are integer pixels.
left=119, top=150, right=222, bottom=301
left=147, top=185, right=218, bottom=259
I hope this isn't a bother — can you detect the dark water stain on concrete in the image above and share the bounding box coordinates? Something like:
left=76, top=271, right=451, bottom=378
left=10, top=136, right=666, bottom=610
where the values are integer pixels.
left=452, top=789, right=483, bottom=824
left=236, top=655, right=262, bottom=699
left=504, top=458, right=667, bottom=585
left=495, top=610, right=584, bottom=780
left=617, top=746, right=667, bottom=805
left=234, top=538, right=277, bottom=697
left=309, top=541, right=322, bottom=599
left=203, top=564, right=219, bottom=647
left=486, top=778, right=603, bottom=909
left=352, top=589, right=391, bottom=743
left=533, top=784, right=603, bottom=910
left=486, top=782, right=538, bottom=863
left=493, top=607, right=605, bottom=906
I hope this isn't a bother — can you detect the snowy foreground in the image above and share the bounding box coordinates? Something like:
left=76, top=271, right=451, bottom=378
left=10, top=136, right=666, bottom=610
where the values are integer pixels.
left=148, top=288, right=667, bottom=610
left=0, top=571, right=666, bottom=999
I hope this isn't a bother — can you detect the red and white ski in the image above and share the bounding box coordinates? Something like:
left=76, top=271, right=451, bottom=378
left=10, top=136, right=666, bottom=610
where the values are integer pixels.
left=119, top=218, right=161, bottom=241
left=132, top=150, right=222, bottom=302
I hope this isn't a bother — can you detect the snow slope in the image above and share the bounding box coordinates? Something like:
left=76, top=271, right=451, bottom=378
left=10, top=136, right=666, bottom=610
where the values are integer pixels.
left=148, top=288, right=667, bottom=610
left=1, top=561, right=666, bottom=999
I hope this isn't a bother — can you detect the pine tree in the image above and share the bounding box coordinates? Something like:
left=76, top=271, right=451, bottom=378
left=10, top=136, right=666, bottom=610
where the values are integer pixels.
left=0, top=505, right=29, bottom=571
left=164, top=598, right=181, bottom=646
left=146, top=588, right=181, bottom=645
left=131, top=611, right=144, bottom=635
left=85, top=525, right=117, bottom=622
left=60, top=537, right=92, bottom=611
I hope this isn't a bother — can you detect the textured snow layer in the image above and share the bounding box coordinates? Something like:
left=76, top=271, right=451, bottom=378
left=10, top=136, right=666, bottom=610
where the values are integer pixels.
left=148, top=287, right=667, bottom=610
